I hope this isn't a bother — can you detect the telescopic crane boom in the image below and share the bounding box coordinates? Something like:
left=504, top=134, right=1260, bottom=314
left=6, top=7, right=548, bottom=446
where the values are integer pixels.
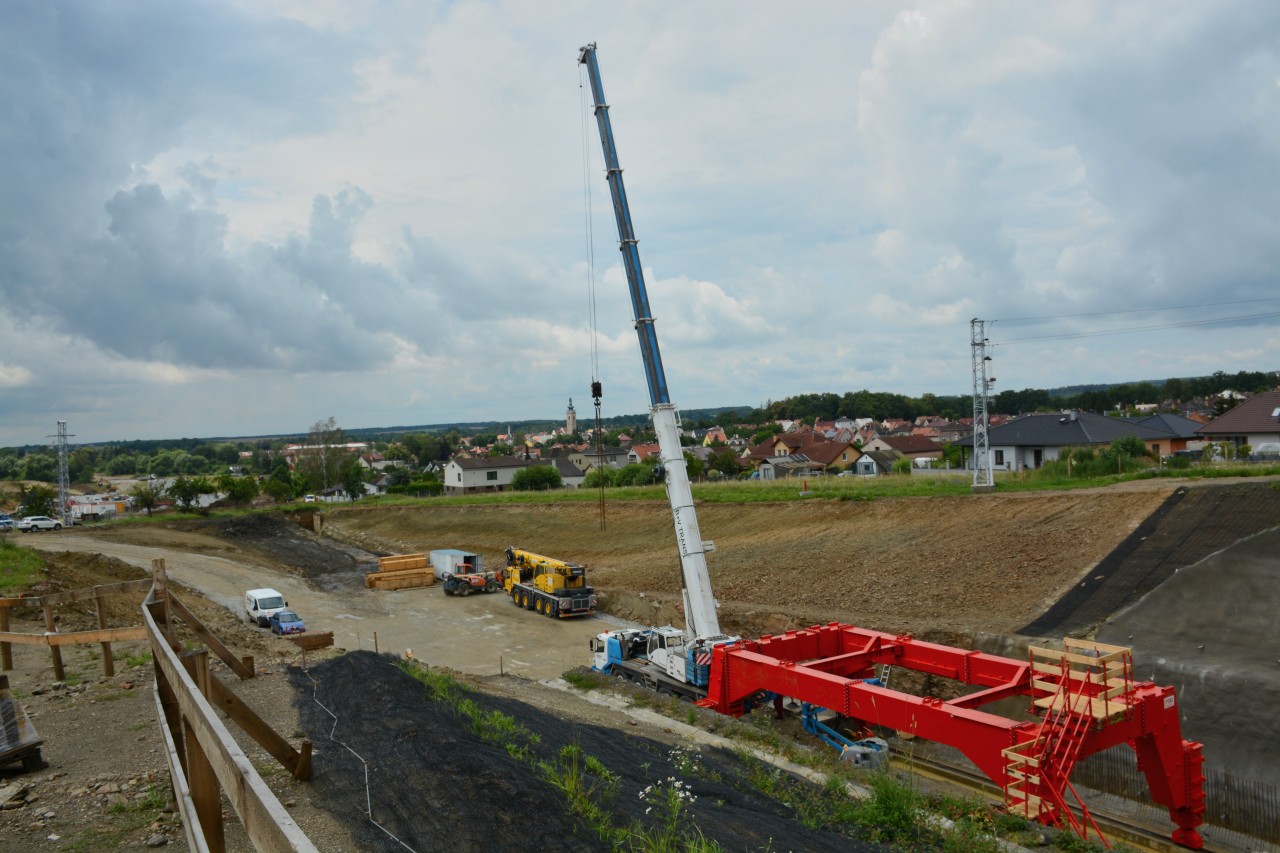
left=578, top=43, right=723, bottom=644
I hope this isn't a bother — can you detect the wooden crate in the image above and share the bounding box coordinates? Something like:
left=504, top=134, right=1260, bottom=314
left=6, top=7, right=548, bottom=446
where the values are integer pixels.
left=366, top=569, right=433, bottom=591
left=377, top=554, right=428, bottom=572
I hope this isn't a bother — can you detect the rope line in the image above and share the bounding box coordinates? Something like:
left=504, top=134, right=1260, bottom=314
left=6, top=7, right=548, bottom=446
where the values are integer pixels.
left=302, top=663, right=419, bottom=853
left=996, top=296, right=1280, bottom=324
left=994, top=311, right=1280, bottom=345
left=579, top=63, right=601, bottom=383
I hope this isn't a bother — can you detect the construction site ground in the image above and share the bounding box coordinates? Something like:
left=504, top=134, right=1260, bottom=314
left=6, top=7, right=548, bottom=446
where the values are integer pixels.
left=7, top=475, right=1277, bottom=850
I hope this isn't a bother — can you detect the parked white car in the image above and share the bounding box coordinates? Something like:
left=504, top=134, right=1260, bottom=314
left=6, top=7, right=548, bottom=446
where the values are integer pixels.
left=17, top=516, right=61, bottom=532
left=244, top=588, right=288, bottom=627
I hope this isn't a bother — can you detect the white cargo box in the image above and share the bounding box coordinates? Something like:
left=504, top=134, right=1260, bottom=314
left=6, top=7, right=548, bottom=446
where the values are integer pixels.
left=429, top=549, right=483, bottom=581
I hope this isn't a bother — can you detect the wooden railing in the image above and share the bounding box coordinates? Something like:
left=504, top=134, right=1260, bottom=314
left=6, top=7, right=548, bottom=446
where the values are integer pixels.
left=0, top=577, right=153, bottom=679
left=143, top=559, right=318, bottom=853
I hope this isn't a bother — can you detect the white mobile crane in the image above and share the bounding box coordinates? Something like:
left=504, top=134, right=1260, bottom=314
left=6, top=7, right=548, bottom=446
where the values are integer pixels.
left=579, top=43, right=737, bottom=699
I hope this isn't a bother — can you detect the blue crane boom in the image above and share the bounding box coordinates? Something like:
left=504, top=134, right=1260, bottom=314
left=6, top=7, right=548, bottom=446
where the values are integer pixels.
left=578, top=43, right=724, bottom=645
left=578, top=44, right=670, bottom=408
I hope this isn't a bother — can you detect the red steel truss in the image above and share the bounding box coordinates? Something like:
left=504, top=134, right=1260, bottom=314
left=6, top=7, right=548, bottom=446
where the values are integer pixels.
left=699, top=623, right=1206, bottom=849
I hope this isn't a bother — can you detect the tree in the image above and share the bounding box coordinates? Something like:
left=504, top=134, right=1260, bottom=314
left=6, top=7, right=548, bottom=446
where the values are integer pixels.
left=129, top=481, right=164, bottom=516
left=715, top=410, right=739, bottom=428
left=387, top=467, right=412, bottom=487
left=683, top=451, right=705, bottom=478
left=216, top=473, right=259, bottom=506
left=510, top=465, right=562, bottom=491
left=707, top=448, right=741, bottom=476
left=893, top=457, right=913, bottom=475
left=168, top=476, right=215, bottom=512
left=296, top=417, right=350, bottom=491
left=339, top=458, right=366, bottom=502
left=262, top=479, right=294, bottom=504
left=19, top=484, right=58, bottom=517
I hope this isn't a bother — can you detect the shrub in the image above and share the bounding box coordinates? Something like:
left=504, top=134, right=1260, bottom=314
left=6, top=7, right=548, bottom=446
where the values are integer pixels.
left=893, top=457, right=913, bottom=475
left=511, top=465, right=562, bottom=491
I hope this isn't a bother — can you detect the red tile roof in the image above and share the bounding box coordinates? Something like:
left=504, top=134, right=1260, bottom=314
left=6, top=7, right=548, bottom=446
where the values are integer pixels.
left=877, top=434, right=943, bottom=454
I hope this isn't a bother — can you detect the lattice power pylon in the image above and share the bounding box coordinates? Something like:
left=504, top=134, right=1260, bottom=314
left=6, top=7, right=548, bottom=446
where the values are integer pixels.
left=970, top=319, right=995, bottom=493
left=49, top=421, right=74, bottom=525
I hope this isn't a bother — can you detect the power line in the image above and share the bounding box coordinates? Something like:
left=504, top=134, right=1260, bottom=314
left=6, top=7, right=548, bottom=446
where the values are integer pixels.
left=995, top=297, right=1280, bottom=324
left=994, top=311, right=1280, bottom=345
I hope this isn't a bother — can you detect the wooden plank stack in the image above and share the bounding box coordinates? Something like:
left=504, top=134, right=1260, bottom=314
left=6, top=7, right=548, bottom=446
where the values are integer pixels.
left=365, top=554, right=434, bottom=591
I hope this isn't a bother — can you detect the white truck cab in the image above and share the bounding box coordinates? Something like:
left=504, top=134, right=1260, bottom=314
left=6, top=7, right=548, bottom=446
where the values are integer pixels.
left=245, top=588, right=287, bottom=627
left=646, top=626, right=687, bottom=681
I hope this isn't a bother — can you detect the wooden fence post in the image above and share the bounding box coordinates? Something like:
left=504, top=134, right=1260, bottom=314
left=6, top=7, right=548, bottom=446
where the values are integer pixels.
left=95, top=595, right=114, bottom=677
left=42, top=602, right=64, bottom=682
left=0, top=606, right=10, bottom=671
left=181, top=650, right=224, bottom=853
left=151, top=558, right=170, bottom=628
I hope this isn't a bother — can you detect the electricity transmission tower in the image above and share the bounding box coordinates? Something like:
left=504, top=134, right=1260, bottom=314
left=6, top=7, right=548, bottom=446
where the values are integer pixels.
left=49, top=421, right=74, bottom=525
left=970, top=320, right=995, bottom=493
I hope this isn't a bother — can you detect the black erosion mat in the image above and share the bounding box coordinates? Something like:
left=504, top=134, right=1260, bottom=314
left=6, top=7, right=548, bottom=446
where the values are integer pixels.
left=290, top=651, right=884, bottom=853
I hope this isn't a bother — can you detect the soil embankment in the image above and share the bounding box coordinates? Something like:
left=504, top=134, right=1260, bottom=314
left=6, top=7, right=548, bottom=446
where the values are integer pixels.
left=322, top=489, right=1173, bottom=637
left=1023, top=481, right=1280, bottom=636
left=1098, top=525, right=1280, bottom=782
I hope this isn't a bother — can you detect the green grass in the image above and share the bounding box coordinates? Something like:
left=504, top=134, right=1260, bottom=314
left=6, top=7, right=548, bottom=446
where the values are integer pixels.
left=123, top=651, right=153, bottom=668
left=0, top=535, right=44, bottom=591
left=564, top=670, right=608, bottom=691
left=65, top=786, right=169, bottom=851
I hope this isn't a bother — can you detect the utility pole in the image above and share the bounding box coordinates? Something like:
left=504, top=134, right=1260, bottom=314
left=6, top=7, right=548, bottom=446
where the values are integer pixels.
left=48, top=421, right=74, bottom=525
left=970, top=320, right=995, bottom=493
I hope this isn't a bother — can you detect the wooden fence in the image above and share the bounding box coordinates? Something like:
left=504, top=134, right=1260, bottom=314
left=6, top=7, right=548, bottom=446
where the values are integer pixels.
left=143, top=558, right=317, bottom=853
left=0, top=577, right=154, bottom=680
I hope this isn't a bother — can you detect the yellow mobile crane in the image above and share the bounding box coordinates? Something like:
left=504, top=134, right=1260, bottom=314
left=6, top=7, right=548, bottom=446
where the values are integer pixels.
left=504, top=547, right=597, bottom=618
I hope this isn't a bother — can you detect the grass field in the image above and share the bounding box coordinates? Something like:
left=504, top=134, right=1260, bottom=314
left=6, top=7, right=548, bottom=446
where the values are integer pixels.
left=0, top=534, right=45, bottom=591
left=63, top=462, right=1280, bottom=525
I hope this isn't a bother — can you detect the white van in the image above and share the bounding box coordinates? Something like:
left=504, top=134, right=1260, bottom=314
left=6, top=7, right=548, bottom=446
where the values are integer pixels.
left=245, top=588, right=288, bottom=627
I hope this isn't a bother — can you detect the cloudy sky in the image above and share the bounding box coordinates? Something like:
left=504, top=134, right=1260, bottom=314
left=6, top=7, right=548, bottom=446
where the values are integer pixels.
left=2, top=1, right=1277, bottom=444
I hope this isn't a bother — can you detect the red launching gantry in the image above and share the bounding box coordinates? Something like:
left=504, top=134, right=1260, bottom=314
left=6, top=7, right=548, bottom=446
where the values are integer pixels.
left=700, top=626, right=1206, bottom=849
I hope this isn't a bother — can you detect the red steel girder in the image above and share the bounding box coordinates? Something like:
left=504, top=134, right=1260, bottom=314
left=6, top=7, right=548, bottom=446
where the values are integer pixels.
left=702, top=622, right=1205, bottom=849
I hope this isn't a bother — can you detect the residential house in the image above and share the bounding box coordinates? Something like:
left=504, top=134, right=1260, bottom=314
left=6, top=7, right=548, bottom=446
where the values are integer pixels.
left=727, top=434, right=748, bottom=448
left=357, top=452, right=407, bottom=471
left=701, top=428, right=727, bottom=446
left=628, top=443, right=661, bottom=464
left=1133, top=413, right=1205, bottom=455
left=862, top=434, right=944, bottom=461
left=950, top=411, right=1175, bottom=471
left=799, top=440, right=862, bottom=470
left=364, top=473, right=390, bottom=496
left=443, top=456, right=585, bottom=495
left=568, top=447, right=630, bottom=472
left=1194, top=390, right=1280, bottom=449
left=757, top=454, right=826, bottom=479
left=931, top=421, right=972, bottom=443
left=854, top=450, right=904, bottom=476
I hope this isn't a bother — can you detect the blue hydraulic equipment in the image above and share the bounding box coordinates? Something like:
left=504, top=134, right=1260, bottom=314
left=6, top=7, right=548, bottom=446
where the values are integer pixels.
left=800, top=703, right=890, bottom=771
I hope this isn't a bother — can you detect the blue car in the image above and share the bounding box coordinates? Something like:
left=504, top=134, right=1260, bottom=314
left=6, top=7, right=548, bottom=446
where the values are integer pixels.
left=0, top=515, right=13, bottom=532
left=268, top=610, right=306, bottom=635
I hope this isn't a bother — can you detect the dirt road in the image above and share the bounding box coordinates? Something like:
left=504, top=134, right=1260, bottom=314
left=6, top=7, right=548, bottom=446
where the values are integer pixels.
left=26, top=532, right=603, bottom=681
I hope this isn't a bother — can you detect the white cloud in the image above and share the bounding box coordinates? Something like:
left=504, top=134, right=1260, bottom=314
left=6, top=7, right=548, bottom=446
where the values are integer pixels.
left=0, top=0, right=1276, bottom=443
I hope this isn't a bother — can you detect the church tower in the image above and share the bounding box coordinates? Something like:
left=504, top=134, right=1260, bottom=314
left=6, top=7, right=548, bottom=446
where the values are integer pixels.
left=566, top=398, right=578, bottom=435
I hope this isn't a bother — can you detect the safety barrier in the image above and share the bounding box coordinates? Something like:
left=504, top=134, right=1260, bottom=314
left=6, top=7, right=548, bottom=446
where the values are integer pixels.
left=143, top=558, right=317, bottom=853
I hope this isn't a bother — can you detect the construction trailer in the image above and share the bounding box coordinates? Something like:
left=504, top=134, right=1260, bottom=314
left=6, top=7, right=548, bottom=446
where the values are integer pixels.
left=430, top=549, right=483, bottom=581
left=504, top=548, right=596, bottom=618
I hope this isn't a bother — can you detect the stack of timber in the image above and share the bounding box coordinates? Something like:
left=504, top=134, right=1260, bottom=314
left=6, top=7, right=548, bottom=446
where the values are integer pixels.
left=365, top=554, right=434, bottom=591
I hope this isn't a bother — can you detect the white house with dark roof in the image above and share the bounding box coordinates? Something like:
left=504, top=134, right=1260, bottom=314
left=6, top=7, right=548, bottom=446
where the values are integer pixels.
left=952, top=411, right=1179, bottom=471
left=443, top=456, right=585, bottom=495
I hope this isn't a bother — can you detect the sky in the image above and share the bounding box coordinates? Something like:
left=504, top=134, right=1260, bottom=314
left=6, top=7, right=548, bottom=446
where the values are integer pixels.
left=1, top=1, right=1277, bottom=445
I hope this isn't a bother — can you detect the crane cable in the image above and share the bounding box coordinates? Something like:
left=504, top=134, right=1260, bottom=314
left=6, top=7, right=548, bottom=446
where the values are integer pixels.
left=580, top=63, right=605, bottom=530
